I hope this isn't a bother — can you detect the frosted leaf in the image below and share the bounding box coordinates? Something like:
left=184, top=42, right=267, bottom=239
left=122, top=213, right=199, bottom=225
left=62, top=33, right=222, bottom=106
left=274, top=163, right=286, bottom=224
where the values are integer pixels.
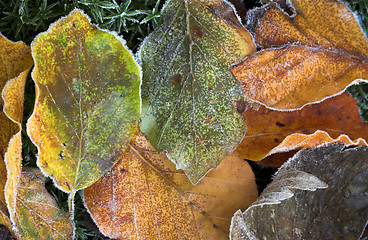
left=230, top=143, right=368, bottom=240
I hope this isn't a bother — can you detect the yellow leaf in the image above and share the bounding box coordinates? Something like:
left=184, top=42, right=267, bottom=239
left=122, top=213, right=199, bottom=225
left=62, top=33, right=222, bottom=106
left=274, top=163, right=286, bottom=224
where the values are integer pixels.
left=0, top=34, right=33, bottom=237
left=84, top=132, right=258, bottom=239
left=27, top=10, right=141, bottom=200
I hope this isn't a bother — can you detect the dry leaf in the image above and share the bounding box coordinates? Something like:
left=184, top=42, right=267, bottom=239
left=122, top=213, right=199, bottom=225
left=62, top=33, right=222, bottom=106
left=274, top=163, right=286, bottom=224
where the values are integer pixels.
left=230, top=143, right=368, bottom=240
left=232, top=0, right=368, bottom=110
left=236, top=92, right=368, bottom=166
left=27, top=10, right=141, bottom=199
left=84, top=132, right=258, bottom=239
left=0, top=34, right=33, bottom=237
left=140, top=0, right=256, bottom=184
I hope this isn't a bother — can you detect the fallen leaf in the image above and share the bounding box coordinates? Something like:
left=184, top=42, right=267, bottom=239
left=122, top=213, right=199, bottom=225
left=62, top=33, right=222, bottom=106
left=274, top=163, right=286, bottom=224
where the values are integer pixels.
left=0, top=34, right=33, bottom=237
left=84, top=132, right=258, bottom=239
left=27, top=10, right=141, bottom=198
left=3, top=70, right=30, bottom=223
left=12, top=168, right=73, bottom=240
left=232, top=0, right=368, bottom=110
left=236, top=92, right=368, bottom=166
left=139, top=0, right=256, bottom=183
left=230, top=143, right=368, bottom=240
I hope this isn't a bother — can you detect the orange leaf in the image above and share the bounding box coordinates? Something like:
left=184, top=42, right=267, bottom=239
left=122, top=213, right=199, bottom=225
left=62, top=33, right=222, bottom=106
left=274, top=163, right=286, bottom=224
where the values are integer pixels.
left=232, top=0, right=368, bottom=110
left=236, top=92, right=368, bottom=167
left=84, top=133, right=258, bottom=239
left=0, top=35, right=33, bottom=237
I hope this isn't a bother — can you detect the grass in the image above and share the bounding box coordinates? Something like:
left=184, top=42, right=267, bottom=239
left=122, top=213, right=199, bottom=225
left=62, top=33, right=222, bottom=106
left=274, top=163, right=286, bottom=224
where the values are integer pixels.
left=0, top=0, right=367, bottom=239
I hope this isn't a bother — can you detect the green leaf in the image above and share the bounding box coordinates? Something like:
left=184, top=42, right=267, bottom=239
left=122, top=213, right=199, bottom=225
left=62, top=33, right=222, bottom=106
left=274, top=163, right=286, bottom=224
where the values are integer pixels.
left=27, top=10, right=141, bottom=197
left=139, top=0, right=256, bottom=183
left=347, top=82, right=368, bottom=122
left=230, top=143, right=368, bottom=240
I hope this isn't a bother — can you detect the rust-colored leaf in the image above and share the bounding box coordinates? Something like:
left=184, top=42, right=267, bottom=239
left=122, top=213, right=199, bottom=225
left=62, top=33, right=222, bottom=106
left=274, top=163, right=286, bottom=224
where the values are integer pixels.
left=12, top=168, right=73, bottom=240
left=236, top=92, right=368, bottom=166
left=233, top=0, right=368, bottom=110
left=84, top=132, right=258, bottom=239
left=0, top=34, right=33, bottom=237
left=27, top=10, right=141, bottom=197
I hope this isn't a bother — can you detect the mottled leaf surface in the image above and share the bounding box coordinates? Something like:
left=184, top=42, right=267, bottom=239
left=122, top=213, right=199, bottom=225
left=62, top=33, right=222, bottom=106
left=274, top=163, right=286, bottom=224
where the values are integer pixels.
left=140, top=0, right=256, bottom=183
left=233, top=0, right=368, bottom=110
left=0, top=35, right=33, bottom=236
left=84, top=132, right=258, bottom=239
left=12, top=168, right=73, bottom=240
left=27, top=10, right=141, bottom=193
left=236, top=92, right=368, bottom=166
left=230, top=143, right=368, bottom=240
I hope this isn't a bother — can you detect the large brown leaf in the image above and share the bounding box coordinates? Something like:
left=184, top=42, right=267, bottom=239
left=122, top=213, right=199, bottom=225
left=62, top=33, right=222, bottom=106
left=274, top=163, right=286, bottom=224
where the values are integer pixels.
left=233, top=0, right=368, bottom=110
left=84, top=132, right=258, bottom=239
left=236, top=92, right=368, bottom=166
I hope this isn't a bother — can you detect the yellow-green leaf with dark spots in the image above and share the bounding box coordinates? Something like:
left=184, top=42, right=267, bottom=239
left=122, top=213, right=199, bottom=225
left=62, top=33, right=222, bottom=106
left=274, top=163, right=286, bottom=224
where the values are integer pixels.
left=27, top=10, right=141, bottom=202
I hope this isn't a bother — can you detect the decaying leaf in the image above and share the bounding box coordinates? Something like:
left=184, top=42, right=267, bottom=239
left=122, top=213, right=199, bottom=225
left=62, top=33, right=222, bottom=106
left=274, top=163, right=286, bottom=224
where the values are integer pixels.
left=230, top=143, right=368, bottom=240
left=3, top=70, right=31, bottom=224
left=12, top=168, right=73, bottom=240
left=139, top=0, right=256, bottom=183
left=0, top=34, right=33, bottom=236
left=27, top=10, right=141, bottom=198
left=84, top=132, right=258, bottom=239
left=236, top=92, right=368, bottom=166
left=232, top=0, right=368, bottom=110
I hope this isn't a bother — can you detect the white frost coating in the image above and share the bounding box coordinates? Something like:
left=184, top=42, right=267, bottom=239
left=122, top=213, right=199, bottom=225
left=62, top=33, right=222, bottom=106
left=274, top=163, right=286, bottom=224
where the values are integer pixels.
left=266, top=130, right=368, bottom=157
left=249, top=169, right=327, bottom=208
left=230, top=210, right=259, bottom=240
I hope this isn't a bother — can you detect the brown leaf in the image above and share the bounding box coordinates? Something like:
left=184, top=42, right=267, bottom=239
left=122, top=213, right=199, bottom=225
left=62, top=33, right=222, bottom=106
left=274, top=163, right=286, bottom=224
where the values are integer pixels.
left=233, top=0, right=368, bottom=110
left=236, top=92, right=368, bottom=166
left=84, top=133, right=258, bottom=239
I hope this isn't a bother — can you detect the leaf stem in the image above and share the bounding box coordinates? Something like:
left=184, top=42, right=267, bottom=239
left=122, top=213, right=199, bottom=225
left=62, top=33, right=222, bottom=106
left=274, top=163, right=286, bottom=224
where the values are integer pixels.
left=68, top=190, right=76, bottom=219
